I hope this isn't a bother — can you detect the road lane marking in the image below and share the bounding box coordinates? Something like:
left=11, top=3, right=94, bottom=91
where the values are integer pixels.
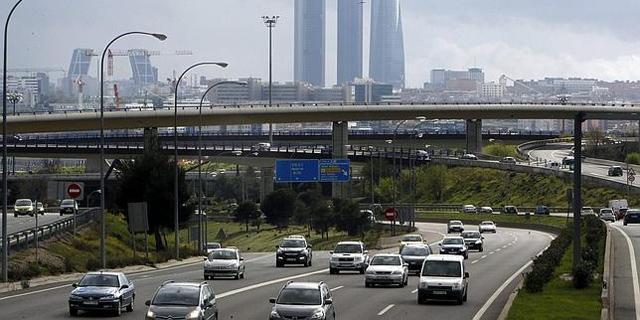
left=496, top=248, right=501, bottom=252
left=489, top=252, right=494, bottom=255
left=481, top=255, right=487, bottom=259
left=411, top=289, right=418, bottom=294
left=377, top=304, right=395, bottom=316
left=330, top=286, right=344, bottom=292
left=0, top=283, right=69, bottom=301
left=471, top=260, right=479, bottom=264
left=611, top=225, right=640, bottom=320
left=217, top=268, right=329, bottom=299
left=502, top=245, right=508, bottom=249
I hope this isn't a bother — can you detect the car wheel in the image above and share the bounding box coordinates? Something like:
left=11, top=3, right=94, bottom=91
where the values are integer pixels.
left=234, top=273, right=240, bottom=280
left=240, top=269, right=245, bottom=279
left=276, top=261, right=283, bottom=268
left=365, top=282, right=370, bottom=288
left=359, top=267, right=365, bottom=275
left=126, top=297, right=134, bottom=312
left=69, top=307, right=78, bottom=317
left=13, top=213, right=17, bottom=218
left=463, top=288, right=468, bottom=302
left=114, top=300, right=122, bottom=316
left=308, top=258, right=312, bottom=267
left=624, top=221, right=628, bottom=226
left=329, top=268, right=336, bottom=274
left=457, top=295, right=464, bottom=305
left=479, top=246, right=484, bottom=252
left=418, top=292, right=426, bottom=305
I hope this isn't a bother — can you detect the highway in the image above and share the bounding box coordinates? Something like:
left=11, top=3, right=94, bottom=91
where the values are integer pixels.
left=0, top=222, right=553, bottom=320
left=0, top=211, right=68, bottom=237
left=608, top=221, right=640, bottom=320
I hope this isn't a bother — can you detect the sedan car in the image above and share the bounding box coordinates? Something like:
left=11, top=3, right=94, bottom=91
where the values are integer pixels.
left=439, top=237, right=468, bottom=259
left=500, top=157, right=517, bottom=164
left=269, top=282, right=335, bottom=320
left=479, top=206, right=493, bottom=214
left=365, top=254, right=409, bottom=287
left=460, top=154, right=478, bottom=160
left=400, top=234, right=424, bottom=247
left=608, top=166, right=624, bottom=177
left=535, top=205, right=550, bottom=215
left=503, top=206, right=519, bottom=215
left=145, top=281, right=217, bottom=320
left=599, top=208, right=615, bottom=222
left=447, top=220, right=465, bottom=233
left=461, top=231, right=484, bottom=252
left=479, top=221, right=497, bottom=233
left=624, top=209, right=640, bottom=226
left=68, top=271, right=135, bottom=316
left=59, top=199, right=78, bottom=216
left=400, top=244, right=431, bottom=274
left=462, top=205, right=477, bottom=213
left=204, top=242, right=222, bottom=254
left=581, top=207, right=596, bottom=216
left=204, top=248, right=245, bottom=280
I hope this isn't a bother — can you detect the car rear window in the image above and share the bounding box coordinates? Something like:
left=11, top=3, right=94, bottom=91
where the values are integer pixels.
left=442, top=238, right=463, bottom=245
left=370, top=256, right=401, bottom=266
left=402, top=235, right=422, bottom=242
left=401, top=246, right=429, bottom=256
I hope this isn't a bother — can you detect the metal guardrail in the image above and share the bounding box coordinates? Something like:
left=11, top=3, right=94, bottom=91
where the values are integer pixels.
left=362, top=203, right=585, bottom=214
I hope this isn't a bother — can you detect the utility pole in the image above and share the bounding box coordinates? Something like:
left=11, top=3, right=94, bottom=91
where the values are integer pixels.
left=573, top=113, right=584, bottom=270
left=262, top=15, right=279, bottom=145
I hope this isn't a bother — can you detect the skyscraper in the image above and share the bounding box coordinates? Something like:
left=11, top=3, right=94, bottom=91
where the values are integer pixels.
left=337, top=0, right=363, bottom=85
left=369, top=0, right=405, bottom=89
left=294, top=0, right=326, bottom=87
left=68, top=48, right=93, bottom=78
left=128, top=49, right=158, bottom=85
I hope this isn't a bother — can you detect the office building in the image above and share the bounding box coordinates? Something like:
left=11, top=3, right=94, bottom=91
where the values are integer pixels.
left=68, top=48, right=93, bottom=78
left=337, top=0, right=363, bottom=85
left=354, top=80, right=394, bottom=103
left=128, top=49, right=158, bottom=85
left=369, top=0, right=405, bottom=89
left=294, top=0, right=326, bottom=87
left=430, top=68, right=485, bottom=87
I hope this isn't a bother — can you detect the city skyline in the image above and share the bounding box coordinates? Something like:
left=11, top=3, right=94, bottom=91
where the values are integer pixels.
left=369, top=0, right=405, bottom=89
left=337, top=0, right=363, bottom=85
left=294, top=0, right=326, bottom=87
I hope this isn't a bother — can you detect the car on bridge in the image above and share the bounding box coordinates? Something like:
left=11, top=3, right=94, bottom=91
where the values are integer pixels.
left=479, top=206, right=493, bottom=214
left=329, top=241, right=369, bottom=274
left=276, top=236, right=313, bottom=267
left=581, top=207, right=596, bottom=216
left=251, top=142, right=271, bottom=151
left=479, top=221, right=497, bottom=233
left=400, top=244, right=432, bottom=274
left=462, top=204, right=477, bottom=213
left=599, top=208, right=615, bottom=222
left=68, top=271, right=135, bottom=316
left=203, top=247, right=245, bottom=280
left=439, top=236, right=469, bottom=259
left=447, top=220, right=465, bottom=233
left=624, top=209, right=640, bottom=226
left=418, top=255, right=469, bottom=305
left=13, top=199, right=34, bottom=217
left=36, top=202, right=45, bottom=215
left=461, top=231, right=484, bottom=252
left=145, top=281, right=217, bottom=320
left=269, top=281, right=335, bottom=320
left=365, top=254, right=409, bottom=287
left=608, top=166, right=624, bottom=177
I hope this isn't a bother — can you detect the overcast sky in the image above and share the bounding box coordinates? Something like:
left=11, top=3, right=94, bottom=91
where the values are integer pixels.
left=1, top=0, right=639, bottom=88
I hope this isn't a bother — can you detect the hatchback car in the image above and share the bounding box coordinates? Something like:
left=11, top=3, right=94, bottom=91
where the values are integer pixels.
left=145, top=281, right=218, bottom=320
left=400, top=244, right=432, bottom=274
left=479, top=221, right=497, bottom=233
left=418, top=255, right=469, bottom=305
left=460, top=154, right=478, bottom=160
left=204, top=242, right=222, bottom=254
left=269, top=281, right=335, bottom=320
left=599, top=208, right=615, bottom=222
left=68, top=271, right=135, bottom=316
left=535, top=205, right=550, bottom=215
left=365, top=254, right=409, bottom=287
left=462, top=205, right=477, bottom=213
left=581, top=207, right=596, bottom=216
left=203, top=248, right=245, bottom=280
left=276, top=236, right=313, bottom=267
left=36, top=202, right=45, bottom=215
left=439, top=237, right=468, bottom=259
left=461, top=231, right=484, bottom=252
left=624, top=209, right=640, bottom=226
left=447, top=220, right=464, bottom=233
left=608, top=166, right=624, bottom=177
left=479, top=206, right=493, bottom=214
left=329, top=241, right=368, bottom=274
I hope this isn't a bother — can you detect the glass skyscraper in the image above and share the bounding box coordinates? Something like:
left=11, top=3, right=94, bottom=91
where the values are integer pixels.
left=294, top=0, right=326, bottom=87
left=128, top=49, right=158, bottom=85
left=68, top=48, right=93, bottom=78
left=369, top=0, right=405, bottom=89
left=337, top=0, right=363, bottom=85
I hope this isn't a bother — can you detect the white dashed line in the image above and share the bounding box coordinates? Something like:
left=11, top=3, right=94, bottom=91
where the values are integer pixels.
left=502, top=245, right=508, bottom=249
left=378, top=304, right=395, bottom=316
left=411, top=289, right=418, bottom=294
left=481, top=255, right=487, bottom=259
left=496, top=248, right=501, bottom=252
left=471, top=260, right=479, bottom=264
left=489, top=252, right=495, bottom=255
left=330, top=286, right=344, bottom=292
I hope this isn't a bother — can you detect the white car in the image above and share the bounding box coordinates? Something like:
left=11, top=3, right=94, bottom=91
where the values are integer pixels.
left=599, top=208, right=615, bottom=222
left=36, top=202, right=45, bottom=215
left=329, top=241, right=369, bottom=274
left=479, top=221, right=497, bottom=233
left=13, top=199, right=34, bottom=217
left=581, top=207, right=596, bottom=216
left=418, top=255, right=469, bottom=305
left=479, top=206, right=493, bottom=214
left=400, top=234, right=424, bottom=247
left=365, top=254, right=409, bottom=288
left=460, top=154, right=478, bottom=160
left=203, top=248, right=245, bottom=280
left=462, top=205, right=477, bottom=214
left=251, top=142, right=271, bottom=151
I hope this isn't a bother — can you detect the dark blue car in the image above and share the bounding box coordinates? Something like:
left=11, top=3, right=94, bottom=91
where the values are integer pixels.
left=68, top=271, right=135, bottom=316
left=624, top=209, right=640, bottom=226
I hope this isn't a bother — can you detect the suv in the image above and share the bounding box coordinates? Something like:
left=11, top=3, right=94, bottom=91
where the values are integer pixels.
left=60, top=199, right=78, bottom=216
left=145, top=281, right=218, bottom=320
left=439, top=237, right=468, bottom=259
left=400, top=244, right=432, bottom=274
left=68, top=271, right=135, bottom=316
left=608, top=166, right=624, bottom=177
left=418, top=255, right=469, bottom=305
left=13, top=199, right=34, bottom=217
left=461, top=231, right=484, bottom=252
left=447, top=220, right=464, bottom=233
left=276, top=236, right=313, bottom=267
left=204, top=248, right=245, bottom=280
left=269, top=282, right=335, bottom=320
left=503, top=206, right=519, bottom=215
left=329, top=241, right=368, bottom=274
left=624, top=209, right=640, bottom=226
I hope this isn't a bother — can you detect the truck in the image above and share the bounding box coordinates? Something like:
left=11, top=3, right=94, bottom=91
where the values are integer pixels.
left=609, top=199, right=628, bottom=220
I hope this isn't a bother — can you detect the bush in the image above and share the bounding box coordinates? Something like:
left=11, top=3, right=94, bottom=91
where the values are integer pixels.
left=85, top=258, right=101, bottom=271
left=573, top=259, right=594, bottom=289
left=524, top=228, right=572, bottom=293
left=627, top=152, right=640, bottom=165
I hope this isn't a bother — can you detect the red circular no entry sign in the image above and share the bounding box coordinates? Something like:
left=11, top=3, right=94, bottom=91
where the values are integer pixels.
left=67, top=183, right=82, bottom=199
left=385, top=208, right=398, bottom=221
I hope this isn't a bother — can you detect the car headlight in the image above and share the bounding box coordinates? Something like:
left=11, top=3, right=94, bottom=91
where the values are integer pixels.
left=392, top=269, right=403, bottom=275
left=310, top=309, right=325, bottom=319
left=270, top=309, right=280, bottom=318
left=366, top=269, right=375, bottom=275
left=419, top=282, right=428, bottom=289
left=186, top=309, right=200, bottom=320
left=475, top=240, right=482, bottom=244
left=146, top=310, right=155, bottom=319
left=69, top=294, right=82, bottom=300
left=100, top=295, right=116, bottom=300
left=452, top=282, right=461, bottom=290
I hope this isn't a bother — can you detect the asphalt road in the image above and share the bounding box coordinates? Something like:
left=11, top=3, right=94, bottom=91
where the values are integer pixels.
left=610, top=221, right=640, bottom=320
left=0, top=222, right=552, bottom=320
left=0, top=211, right=69, bottom=237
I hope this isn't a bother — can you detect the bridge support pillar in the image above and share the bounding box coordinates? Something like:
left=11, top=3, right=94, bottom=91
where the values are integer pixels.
left=143, top=127, right=159, bottom=154
left=332, top=121, right=349, bottom=199
left=465, top=119, right=482, bottom=154
left=260, top=167, right=274, bottom=202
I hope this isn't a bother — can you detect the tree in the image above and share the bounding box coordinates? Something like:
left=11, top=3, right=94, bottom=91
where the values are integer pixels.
left=333, top=198, right=371, bottom=236
left=295, top=188, right=325, bottom=236
left=234, top=201, right=260, bottom=232
left=12, top=178, right=47, bottom=203
left=261, top=189, right=297, bottom=228
left=310, top=200, right=333, bottom=240
left=115, top=151, right=193, bottom=251
left=417, top=165, right=449, bottom=202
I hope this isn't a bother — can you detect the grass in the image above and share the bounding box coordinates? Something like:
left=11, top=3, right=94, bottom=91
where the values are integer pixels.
left=508, top=243, right=602, bottom=320
left=483, top=144, right=519, bottom=158
left=416, top=211, right=570, bottom=229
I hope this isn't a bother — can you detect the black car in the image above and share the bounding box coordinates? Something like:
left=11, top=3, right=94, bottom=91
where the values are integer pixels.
left=503, top=206, right=519, bottom=215
left=535, top=205, right=550, bottom=215
left=68, top=271, right=135, bottom=317
left=624, top=209, right=640, bottom=226
left=439, top=237, right=468, bottom=259
left=276, top=237, right=313, bottom=267
left=400, top=244, right=432, bottom=274
left=461, top=231, right=484, bottom=252
left=269, top=281, right=336, bottom=320
left=608, top=166, right=624, bottom=177
left=145, top=281, right=218, bottom=320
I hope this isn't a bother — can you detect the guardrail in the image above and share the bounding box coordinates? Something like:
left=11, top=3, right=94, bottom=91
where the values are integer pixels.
left=516, top=137, right=573, bottom=159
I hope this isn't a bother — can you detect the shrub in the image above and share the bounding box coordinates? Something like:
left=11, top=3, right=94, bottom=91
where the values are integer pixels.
left=627, top=152, right=640, bottom=165
left=85, top=258, right=101, bottom=271
left=524, top=228, right=572, bottom=293
left=573, top=259, right=594, bottom=289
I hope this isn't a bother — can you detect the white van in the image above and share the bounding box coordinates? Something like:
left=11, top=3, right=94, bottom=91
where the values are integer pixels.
left=418, top=255, right=469, bottom=305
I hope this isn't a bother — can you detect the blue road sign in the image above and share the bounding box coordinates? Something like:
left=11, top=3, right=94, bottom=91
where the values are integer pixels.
left=319, top=159, right=350, bottom=182
left=275, top=159, right=319, bottom=183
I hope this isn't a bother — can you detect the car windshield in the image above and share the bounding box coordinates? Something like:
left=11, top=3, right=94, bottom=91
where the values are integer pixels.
left=422, top=261, right=462, bottom=277
left=442, top=238, right=463, bottom=245
left=450, top=222, right=462, bottom=226
left=61, top=200, right=75, bottom=205
left=280, top=239, right=306, bottom=248
left=462, top=232, right=481, bottom=239
left=601, top=209, right=612, bottom=214
left=78, top=274, right=119, bottom=287
left=401, top=246, right=429, bottom=256
left=333, top=244, right=362, bottom=254
left=402, top=235, right=422, bottom=242
left=153, top=285, right=200, bottom=306
left=206, top=243, right=221, bottom=249
left=481, top=221, right=494, bottom=225
left=15, top=200, right=31, bottom=206
left=276, top=288, right=321, bottom=305
left=370, top=256, right=401, bottom=266
left=209, top=250, right=237, bottom=260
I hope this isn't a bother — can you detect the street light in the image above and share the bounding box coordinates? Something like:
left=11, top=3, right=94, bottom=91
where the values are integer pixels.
left=391, top=120, right=408, bottom=209
left=174, top=62, right=228, bottom=260
left=99, top=31, right=166, bottom=269
left=410, top=117, right=427, bottom=228
left=197, top=81, right=246, bottom=252
left=262, top=15, right=279, bottom=145
left=2, top=0, right=24, bottom=283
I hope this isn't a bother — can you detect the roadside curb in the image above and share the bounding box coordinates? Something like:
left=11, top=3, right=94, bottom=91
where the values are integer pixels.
left=602, top=224, right=614, bottom=320
left=497, top=273, right=525, bottom=320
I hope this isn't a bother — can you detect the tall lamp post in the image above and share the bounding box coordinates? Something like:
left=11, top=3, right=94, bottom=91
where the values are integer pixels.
left=2, top=0, right=23, bottom=283
left=390, top=120, right=408, bottom=208
left=410, top=117, right=426, bottom=228
left=99, top=31, right=166, bottom=269
left=262, top=15, right=279, bottom=145
left=197, top=81, right=245, bottom=252
left=174, top=62, right=228, bottom=260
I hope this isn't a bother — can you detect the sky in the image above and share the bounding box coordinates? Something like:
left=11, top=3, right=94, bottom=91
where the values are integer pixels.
left=1, top=0, right=640, bottom=88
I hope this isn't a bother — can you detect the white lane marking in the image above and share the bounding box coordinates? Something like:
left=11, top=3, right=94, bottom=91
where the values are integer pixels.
left=0, top=283, right=69, bottom=301
left=411, top=289, right=418, bottom=294
left=481, top=255, right=487, bottom=259
left=496, top=248, right=501, bottom=252
left=471, top=260, right=479, bottom=264
left=611, top=225, right=640, bottom=320
left=502, top=245, right=508, bottom=249
left=489, top=251, right=494, bottom=255
left=245, top=253, right=275, bottom=263
left=330, top=286, right=344, bottom=292
left=377, top=304, right=395, bottom=316
left=217, top=268, right=328, bottom=299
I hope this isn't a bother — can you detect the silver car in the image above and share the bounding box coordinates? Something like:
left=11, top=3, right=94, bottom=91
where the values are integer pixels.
left=329, top=241, right=369, bottom=274
left=365, top=254, right=409, bottom=287
left=599, top=208, right=615, bottom=222
left=203, top=248, right=245, bottom=280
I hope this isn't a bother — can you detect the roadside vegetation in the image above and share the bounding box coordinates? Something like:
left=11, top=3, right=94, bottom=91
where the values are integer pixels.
left=626, top=152, right=640, bottom=165
left=482, top=143, right=519, bottom=158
